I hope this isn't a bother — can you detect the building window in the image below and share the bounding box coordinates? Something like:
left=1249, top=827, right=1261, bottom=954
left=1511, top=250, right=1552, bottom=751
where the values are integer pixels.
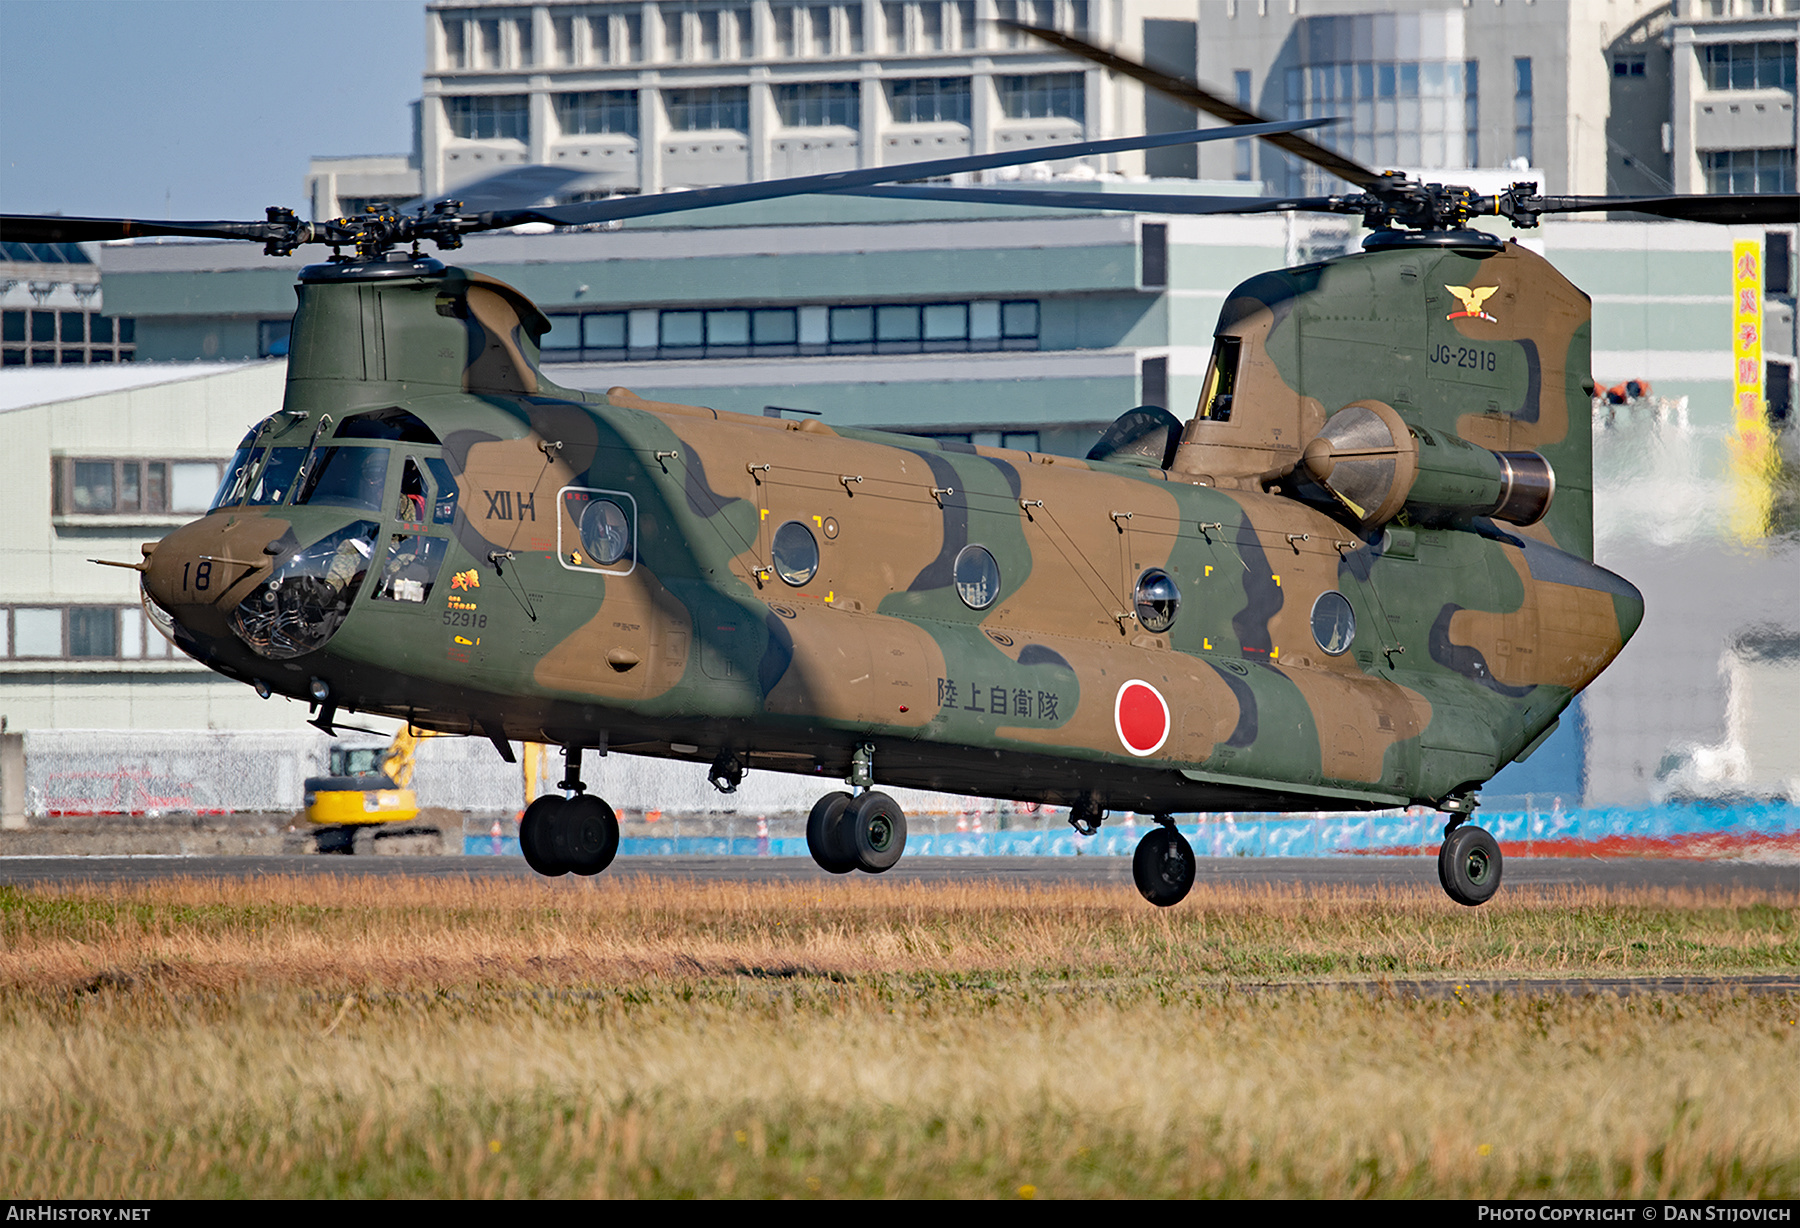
left=1234, top=70, right=1255, bottom=180
left=664, top=86, right=749, bottom=132
left=1702, top=42, right=1797, bottom=92
left=1704, top=148, right=1796, bottom=194
left=1278, top=12, right=1480, bottom=190
left=997, top=74, right=1085, bottom=122
left=1613, top=56, right=1647, bottom=78
left=258, top=320, right=292, bottom=358
left=1768, top=231, right=1793, bottom=296
left=3, top=606, right=177, bottom=662
left=1282, top=57, right=1479, bottom=188
left=582, top=10, right=645, bottom=63
left=554, top=91, right=640, bottom=137
left=51, top=458, right=220, bottom=518
left=444, top=95, right=529, bottom=141
left=540, top=299, right=1041, bottom=362
left=1, top=310, right=134, bottom=366
left=776, top=82, right=859, bottom=128
left=887, top=78, right=972, bottom=124
left=440, top=12, right=531, bottom=70
left=994, top=1, right=1087, bottom=47
left=883, top=1, right=978, bottom=53
left=773, top=3, right=860, bottom=57
left=1514, top=57, right=1534, bottom=166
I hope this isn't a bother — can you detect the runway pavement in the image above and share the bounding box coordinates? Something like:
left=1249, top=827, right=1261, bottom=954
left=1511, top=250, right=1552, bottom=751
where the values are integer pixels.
left=0, top=853, right=1794, bottom=893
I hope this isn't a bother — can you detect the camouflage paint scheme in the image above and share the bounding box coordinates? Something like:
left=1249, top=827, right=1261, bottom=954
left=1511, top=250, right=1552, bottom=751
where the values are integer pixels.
left=142, top=240, right=1642, bottom=821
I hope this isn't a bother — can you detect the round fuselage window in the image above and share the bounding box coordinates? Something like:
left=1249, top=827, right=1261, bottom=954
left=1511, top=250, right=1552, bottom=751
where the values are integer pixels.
left=953, top=544, right=1000, bottom=609
left=1133, top=568, right=1180, bottom=632
left=772, top=520, right=820, bottom=586
left=579, top=498, right=630, bottom=566
left=1310, top=590, right=1356, bottom=655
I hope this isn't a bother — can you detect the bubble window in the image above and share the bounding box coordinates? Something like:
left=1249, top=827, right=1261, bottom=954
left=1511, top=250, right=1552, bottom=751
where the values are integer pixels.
left=579, top=499, right=630, bottom=566
left=953, top=544, right=1000, bottom=610
left=1310, top=590, right=1357, bottom=656
left=772, top=520, right=819, bottom=586
left=1133, top=568, right=1181, bottom=632
left=558, top=487, right=637, bottom=575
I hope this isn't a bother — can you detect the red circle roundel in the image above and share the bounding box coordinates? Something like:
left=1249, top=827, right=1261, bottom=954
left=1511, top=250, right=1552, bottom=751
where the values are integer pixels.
left=1114, top=680, right=1170, bottom=757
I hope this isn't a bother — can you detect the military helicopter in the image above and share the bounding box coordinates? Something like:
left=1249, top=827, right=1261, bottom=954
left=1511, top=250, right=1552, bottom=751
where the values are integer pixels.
left=7, top=26, right=1791, bottom=908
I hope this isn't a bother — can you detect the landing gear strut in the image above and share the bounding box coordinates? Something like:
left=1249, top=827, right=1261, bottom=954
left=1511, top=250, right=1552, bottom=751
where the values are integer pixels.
left=1132, top=817, right=1195, bottom=908
left=1438, top=820, right=1502, bottom=906
left=519, top=744, right=620, bottom=878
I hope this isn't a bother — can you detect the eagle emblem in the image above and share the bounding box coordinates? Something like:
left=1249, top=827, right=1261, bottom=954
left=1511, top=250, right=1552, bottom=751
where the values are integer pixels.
left=1445, top=284, right=1499, bottom=323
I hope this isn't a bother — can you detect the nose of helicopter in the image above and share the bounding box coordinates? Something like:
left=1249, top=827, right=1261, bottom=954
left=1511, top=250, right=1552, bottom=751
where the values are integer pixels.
left=141, top=512, right=286, bottom=642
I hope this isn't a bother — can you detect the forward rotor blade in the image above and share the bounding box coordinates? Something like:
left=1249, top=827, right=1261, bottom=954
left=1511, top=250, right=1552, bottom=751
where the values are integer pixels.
left=0, top=215, right=283, bottom=244
left=485, top=119, right=1331, bottom=229
left=833, top=184, right=1342, bottom=216
left=1525, top=193, right=1800, bottom=225
left=1000, top=20, right=1388, bottom=193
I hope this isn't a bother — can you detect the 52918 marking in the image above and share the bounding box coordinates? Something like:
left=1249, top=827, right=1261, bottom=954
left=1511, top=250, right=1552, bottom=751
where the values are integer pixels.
left=1431, top=343, right=1496, bottom=372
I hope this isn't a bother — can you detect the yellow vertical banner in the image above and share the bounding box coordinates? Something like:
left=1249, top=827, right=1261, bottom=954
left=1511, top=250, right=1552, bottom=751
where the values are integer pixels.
left=1729, top=239, right=1774, bottom=542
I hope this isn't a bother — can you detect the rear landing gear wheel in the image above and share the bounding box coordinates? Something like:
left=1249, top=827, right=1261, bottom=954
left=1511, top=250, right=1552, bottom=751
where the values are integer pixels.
left=807, top=791, right=857, bottom=874
left=519, top=795, right=567, bottom=878
left=1439, top=825, right=1502, bottom=906
left=846, top=791, right=906, bottom=874
left=1133, top=826, right=1195, bottom=907
left=562, top=793, right=620, bottom=877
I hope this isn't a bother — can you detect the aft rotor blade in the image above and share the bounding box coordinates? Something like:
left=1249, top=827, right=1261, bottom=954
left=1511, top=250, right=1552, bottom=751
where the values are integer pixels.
left=1523, top=193, right=1800, bottom=225
left=486, top=118, right=1331, bottom=229
left=833, top=184, right=1343, bottom=216
left=0, top=215, right=286, bottom=244
left=1000, top=20, right=1388, bottom=193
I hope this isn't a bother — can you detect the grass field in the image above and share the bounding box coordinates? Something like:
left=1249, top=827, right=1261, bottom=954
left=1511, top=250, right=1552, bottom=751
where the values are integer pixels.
left=0, top=873, right=1795, bottom=1198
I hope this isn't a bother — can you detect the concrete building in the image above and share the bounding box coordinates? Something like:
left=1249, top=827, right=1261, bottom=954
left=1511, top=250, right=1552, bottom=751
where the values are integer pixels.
left=1, top=242, right=137, bottom=368
left=1669, top=0, right=1799, bottom=195
left=307, top=0, right=1710, bottom=218
left=0, top=362, right=292, bottom=733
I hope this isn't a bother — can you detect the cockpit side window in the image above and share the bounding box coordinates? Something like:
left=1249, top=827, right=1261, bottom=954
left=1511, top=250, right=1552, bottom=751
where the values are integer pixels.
left=397, top=458, right=428, bottom=526
left=424, top=457, right=459, bottom=525
left=295, top=445, right=391, bottom=512
left=1197, top=336, right=1242, bottom=423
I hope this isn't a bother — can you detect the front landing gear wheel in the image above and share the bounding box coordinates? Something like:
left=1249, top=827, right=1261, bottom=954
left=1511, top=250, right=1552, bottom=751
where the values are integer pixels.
left=1133, top=826, right=1195, bottom=907
left=519, top=795, right=567, bottom=878
left=1439, top=825, right=1502, bottom=906
left=846, top=791, right=906, bottom=874
left=562, top=793, right=620, bottom=877
left=806, top=791, right=857, bottom=874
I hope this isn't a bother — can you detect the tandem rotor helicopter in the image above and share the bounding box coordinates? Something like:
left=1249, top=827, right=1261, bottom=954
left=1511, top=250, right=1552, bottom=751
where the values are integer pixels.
left=6, top=24, right=1793, bottom=907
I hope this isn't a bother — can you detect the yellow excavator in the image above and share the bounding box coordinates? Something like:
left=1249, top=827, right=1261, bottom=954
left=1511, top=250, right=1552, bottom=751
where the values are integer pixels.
left=303, top=728, right=547, bottom=826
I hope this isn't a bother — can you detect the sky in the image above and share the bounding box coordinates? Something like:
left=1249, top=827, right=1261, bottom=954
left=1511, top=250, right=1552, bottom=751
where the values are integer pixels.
left=1, top=0, right=426, bottom=221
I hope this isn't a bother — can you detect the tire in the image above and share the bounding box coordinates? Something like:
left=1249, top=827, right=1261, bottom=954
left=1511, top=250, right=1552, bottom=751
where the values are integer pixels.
left=1440, top=825, right=1502, bottom=906
left=1132, top=827, right=1195, bottom=907
left=562, top=793, right=620, bottom=877
left=806, top=791, right=857, bottom=874
left=519, top=795, right=567, bottom=877
left=847, top=791, right=907, bottom=874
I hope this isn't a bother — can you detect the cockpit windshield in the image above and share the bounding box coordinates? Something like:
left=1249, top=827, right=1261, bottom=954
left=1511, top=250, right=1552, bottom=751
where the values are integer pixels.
left=295, top=446, right=391, bottom=512
left=211, top=446, right=309, bottom=510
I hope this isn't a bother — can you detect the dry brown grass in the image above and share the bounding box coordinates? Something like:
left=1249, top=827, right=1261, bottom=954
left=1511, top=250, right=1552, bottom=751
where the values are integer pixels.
left=0, top=874, right=1794, bottom=1197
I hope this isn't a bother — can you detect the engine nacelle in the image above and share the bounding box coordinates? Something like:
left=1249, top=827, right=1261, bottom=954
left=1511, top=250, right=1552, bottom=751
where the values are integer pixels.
left=1299, top=400, right=1555, bottom=529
